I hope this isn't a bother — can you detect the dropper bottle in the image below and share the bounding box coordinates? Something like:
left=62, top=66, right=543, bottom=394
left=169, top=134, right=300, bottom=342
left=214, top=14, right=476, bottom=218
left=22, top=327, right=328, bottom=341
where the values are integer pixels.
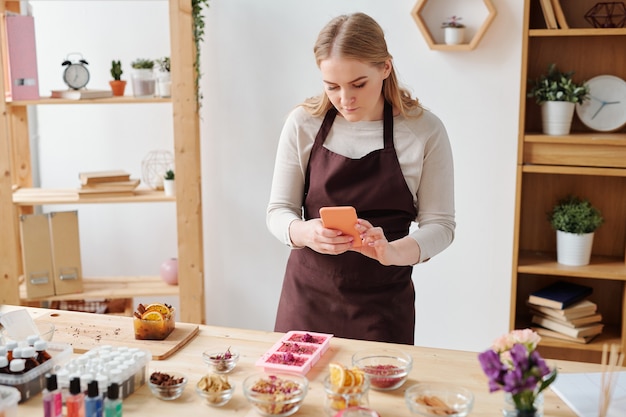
left=35, top=339, right=53, bottom=364
left=43, top=373, right=63, bottom=417
left=85, top=380, right=103, bottom=417
left=0, top=356, right=9, bottom=374
left=5, top=341, right=17, bottom=361
left=67, top=376, right=86, bottom=417
left=21, top=346, right=41, bottom=371
left=104, top=382, right=122, bottom=417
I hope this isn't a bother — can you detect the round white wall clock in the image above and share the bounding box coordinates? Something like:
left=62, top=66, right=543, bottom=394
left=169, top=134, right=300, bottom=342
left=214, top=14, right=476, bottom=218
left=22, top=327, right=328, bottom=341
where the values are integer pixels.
left=576, top=75, right=626, bottom=132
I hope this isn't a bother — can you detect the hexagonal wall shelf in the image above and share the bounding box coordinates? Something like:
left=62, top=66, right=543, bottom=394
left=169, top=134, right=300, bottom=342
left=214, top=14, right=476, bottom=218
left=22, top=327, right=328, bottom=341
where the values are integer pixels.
left=411, top=0, right=497, bottom=51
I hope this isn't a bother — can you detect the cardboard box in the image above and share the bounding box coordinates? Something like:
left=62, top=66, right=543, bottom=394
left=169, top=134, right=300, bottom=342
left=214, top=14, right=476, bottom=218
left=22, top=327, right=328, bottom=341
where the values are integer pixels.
left=19, top=211, right=83, bottom=298
left=19, top=214, right=55, bottom=298
left=48, top=211, right=83, bottom=295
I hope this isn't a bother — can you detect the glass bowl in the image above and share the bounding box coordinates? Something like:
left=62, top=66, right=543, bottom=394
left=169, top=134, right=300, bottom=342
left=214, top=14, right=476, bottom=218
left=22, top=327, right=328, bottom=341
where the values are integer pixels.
left=404, top=382, right=474, bottom=417
left=351, top=348, right=413, bottom=391
left=148, top=371, right=187, bottom=401
left=202, top=347, right=240, bottom=374
left=0, top=321, right=55, bottom=344
left=195, top=375, right=235, bottom=407
left=242, top=372, right=308, bottom=417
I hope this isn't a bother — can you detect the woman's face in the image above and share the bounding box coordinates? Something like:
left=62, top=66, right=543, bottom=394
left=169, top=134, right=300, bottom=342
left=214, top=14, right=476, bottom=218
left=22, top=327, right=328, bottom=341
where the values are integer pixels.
left=319, top=56, right=391, bottom=122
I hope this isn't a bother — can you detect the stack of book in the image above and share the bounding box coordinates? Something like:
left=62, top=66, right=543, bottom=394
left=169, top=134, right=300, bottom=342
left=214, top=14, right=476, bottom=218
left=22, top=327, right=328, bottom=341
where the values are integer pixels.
left=528, top=281, right=603, bottom=344
left=78, top=170, right=140, bottom=197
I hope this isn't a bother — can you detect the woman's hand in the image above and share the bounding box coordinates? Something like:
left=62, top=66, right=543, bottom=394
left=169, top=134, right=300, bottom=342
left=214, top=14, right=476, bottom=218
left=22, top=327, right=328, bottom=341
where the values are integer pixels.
left=289, top=218, right=356, bottom=254
left=354, top=219, right=421, bottom=266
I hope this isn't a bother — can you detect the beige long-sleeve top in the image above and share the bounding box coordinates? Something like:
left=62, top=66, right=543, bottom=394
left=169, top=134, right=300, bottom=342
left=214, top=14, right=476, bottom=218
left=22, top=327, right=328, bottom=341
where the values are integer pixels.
left=266, top=105, right=456, bottom=263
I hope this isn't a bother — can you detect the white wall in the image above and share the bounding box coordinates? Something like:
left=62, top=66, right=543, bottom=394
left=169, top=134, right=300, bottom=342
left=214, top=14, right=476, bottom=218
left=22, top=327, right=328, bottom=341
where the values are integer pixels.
left=31, top=0, right=523, bottom=352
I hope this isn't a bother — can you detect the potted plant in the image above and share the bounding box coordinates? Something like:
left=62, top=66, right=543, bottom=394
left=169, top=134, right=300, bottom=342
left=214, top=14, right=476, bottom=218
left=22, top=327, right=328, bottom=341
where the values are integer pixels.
left=441, top=16, right=465, bottom=45
left=155, top=56, right=171, bottom=98
left=163, top=169, right=175, bottom=196
left=130, top=58, right=156, bottom=98
left=549, top=195, right=603, bottom=266
left=528, top=63, right=589, bottom=136
left=109, top=60, right=126, bottom=96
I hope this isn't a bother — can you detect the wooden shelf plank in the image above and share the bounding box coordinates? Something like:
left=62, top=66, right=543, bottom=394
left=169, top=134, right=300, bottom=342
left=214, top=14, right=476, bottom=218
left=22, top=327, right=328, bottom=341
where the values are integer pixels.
left=525, top=133, right=626, bottom=144
left=6, top=96, right=171, bottom=106
left=20, top=276, right=178, bottom=302
left=530, top=28, right=626, bottom=37
left=518, top=251, right=626, bottom=280
left=522, top=164, right=626, bottom=176
left=13, top=188, right=175, bottom=205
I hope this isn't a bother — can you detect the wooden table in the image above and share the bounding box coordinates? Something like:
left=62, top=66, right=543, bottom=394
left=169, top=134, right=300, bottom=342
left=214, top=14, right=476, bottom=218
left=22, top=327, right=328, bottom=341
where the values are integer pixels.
left=2, top=306, right=595, bottom=416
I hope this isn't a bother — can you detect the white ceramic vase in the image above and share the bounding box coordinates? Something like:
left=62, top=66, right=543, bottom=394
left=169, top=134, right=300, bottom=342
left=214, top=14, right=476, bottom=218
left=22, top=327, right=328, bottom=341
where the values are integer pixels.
left=556, top=230, right=594, bottom=266
left=541, top=101, right=575, bottom=135
left=163, top=179, right=176, bottom=197
left=444, top=27, right=465, bottom=45
left=156, top=71, right=171, bottom=98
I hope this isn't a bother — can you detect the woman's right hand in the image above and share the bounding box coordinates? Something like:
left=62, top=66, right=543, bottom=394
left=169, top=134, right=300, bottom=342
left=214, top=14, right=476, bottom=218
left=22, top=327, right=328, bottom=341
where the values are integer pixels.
left=289, top=219, right=355, bottom=254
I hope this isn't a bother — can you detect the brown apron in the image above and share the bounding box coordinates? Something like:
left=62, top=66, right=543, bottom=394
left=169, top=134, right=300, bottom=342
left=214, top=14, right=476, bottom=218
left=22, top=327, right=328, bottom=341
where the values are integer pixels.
left=274, top=101, right=418, bottom=344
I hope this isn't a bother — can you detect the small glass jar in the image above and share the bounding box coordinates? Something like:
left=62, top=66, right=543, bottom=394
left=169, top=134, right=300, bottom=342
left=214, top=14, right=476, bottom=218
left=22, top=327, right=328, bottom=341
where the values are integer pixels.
left=502, top=392, right=543, bottom=417
left=323, top=375, right=370, bottom=417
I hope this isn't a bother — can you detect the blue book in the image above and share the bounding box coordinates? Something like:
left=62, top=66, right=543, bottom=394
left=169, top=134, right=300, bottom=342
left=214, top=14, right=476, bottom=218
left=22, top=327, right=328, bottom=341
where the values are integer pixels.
left=528, top=281, right=593, bottom=310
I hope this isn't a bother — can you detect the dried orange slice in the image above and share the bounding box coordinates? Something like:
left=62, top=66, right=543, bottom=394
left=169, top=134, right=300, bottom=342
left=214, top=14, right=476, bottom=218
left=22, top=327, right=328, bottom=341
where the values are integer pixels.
left=141, top=311, right=164, bottom=321
left=343, top=368, right=355, bottom=387
left=144, top=303, right=170, bottom=316
left=351, top=367, right=364, bottom=387
left=329, top=362, right=346, bottom=387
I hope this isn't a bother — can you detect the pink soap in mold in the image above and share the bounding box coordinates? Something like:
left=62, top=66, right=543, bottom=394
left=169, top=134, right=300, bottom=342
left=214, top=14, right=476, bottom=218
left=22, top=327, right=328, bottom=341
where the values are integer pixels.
left=276, top=342, right=319, bottom=356
left=256, top=330, right=333, bottom=375
left=285, top=331, right=328, bottom=344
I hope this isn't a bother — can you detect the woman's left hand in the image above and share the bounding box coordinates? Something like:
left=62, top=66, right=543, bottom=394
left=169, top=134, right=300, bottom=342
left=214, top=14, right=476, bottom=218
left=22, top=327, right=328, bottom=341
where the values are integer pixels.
left=353, top=219, right=421, bottom=266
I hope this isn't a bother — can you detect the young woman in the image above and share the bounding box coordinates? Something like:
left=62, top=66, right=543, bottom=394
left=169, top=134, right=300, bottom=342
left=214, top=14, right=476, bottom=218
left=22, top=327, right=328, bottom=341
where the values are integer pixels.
left=266, top=12, right=455, bottom=344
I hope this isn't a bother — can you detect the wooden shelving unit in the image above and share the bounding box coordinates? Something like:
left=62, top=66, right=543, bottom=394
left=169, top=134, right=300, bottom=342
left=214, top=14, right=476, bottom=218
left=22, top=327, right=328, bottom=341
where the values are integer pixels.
left=511, top=0, right=626, bottom=363
left=0, top=0, right=205, bottom=323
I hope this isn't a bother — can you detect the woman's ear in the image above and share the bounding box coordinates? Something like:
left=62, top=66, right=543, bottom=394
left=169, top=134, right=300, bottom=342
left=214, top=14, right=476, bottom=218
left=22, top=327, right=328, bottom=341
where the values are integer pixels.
left=383, top=59, right=392, bottom=79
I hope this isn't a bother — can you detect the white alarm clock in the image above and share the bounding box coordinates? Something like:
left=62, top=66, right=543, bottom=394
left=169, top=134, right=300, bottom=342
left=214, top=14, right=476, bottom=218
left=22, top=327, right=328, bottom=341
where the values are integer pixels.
left=62, top=52, right=90, bottom=90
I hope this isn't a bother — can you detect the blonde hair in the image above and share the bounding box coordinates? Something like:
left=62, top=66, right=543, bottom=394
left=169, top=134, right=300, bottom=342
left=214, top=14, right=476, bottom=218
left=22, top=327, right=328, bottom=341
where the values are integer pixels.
left=301, top=12, right=421, bottom=118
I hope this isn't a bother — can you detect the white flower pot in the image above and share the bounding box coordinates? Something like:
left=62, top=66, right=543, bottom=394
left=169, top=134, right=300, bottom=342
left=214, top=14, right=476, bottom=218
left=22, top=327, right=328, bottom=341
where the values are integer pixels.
left=444, top=27, right=465, bottom=45
left=556, top=230, right=594, bottom=266
left=541, top=101, right=575, bottom=135
left=163, top=179, right=176, bottom=197
left=156, top=71, right=171, bottom=98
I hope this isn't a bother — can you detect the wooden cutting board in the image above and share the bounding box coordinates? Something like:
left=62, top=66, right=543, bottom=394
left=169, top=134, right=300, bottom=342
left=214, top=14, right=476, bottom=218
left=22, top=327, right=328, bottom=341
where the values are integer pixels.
left=35, top=310, right=199, bottom=360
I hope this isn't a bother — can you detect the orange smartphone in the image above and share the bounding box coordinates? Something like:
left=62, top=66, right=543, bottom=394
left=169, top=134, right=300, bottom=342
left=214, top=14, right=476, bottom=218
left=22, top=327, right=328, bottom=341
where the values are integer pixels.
left=319, top=206, right=361, bottom=247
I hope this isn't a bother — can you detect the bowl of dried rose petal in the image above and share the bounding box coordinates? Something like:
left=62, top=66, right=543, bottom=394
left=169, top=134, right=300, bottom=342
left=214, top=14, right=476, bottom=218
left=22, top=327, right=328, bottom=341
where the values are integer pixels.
left=242, top=372, right=308, bottom=417
left=148, top=371, right=187, bottom=401
left=351, top=348, right=413, bottom=391
left=202, top=347, right=239, bottom=374
left=195, top=373, right=234, bottom=407
left=404, top=382, right=474, bottom=417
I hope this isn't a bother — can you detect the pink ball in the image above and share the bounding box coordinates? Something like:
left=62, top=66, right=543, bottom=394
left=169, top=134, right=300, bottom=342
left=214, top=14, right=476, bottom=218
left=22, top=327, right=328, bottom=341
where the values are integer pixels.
left=160, top=258, right=178, bottom=285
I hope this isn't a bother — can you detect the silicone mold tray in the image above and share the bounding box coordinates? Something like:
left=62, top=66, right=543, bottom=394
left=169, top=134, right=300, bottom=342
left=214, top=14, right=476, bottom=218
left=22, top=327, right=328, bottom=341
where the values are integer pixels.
left=255, top=331, right=332, bottom=375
